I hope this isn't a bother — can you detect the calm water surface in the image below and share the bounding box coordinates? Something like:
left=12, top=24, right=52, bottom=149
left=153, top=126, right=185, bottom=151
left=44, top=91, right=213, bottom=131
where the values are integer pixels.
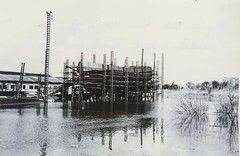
left=0, top=96, right=238, bottom=156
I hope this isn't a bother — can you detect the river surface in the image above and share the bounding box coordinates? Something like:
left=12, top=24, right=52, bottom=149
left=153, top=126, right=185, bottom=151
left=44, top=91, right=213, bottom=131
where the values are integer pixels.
left=0, top=94, right=238, bottom=156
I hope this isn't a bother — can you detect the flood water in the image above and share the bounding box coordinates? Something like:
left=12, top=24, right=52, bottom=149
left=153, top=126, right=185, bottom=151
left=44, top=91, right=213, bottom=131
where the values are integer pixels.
left=0, top=94, right=238, bottom=156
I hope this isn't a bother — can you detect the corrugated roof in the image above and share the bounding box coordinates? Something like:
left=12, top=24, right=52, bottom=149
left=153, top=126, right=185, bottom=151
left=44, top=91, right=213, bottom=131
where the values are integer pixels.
left=0, top=74, right=63, bottom=84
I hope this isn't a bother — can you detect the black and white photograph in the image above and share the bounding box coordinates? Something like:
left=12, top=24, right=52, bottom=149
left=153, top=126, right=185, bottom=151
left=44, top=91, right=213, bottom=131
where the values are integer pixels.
left=0, top=0, right=239, bottom=155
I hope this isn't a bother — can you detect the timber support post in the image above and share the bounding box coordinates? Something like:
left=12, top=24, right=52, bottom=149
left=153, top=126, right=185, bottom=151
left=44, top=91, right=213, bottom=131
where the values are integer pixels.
left=78, top=52, right=84, bottom=107
left=156, top=60, right=160, bottom=101
left=110, top=51, right=114, bottom=111
left=93, top=54, right=96, bottom=63
left=161, top=53, right=164, bottom=102
left=144, top=62, right=147, bottom=102
left=136, top=61, right=139, bottom=103
left=62, top=62, right=66, bottom=102
left=71, top=61, right=76, bottom=102
left=102, top=54, right=107, bottom=103
left=153, top=53, right=156, bottom=102
left=141, top=48, right=144, bottom=72
left=125, top=57, right=129, bottom=112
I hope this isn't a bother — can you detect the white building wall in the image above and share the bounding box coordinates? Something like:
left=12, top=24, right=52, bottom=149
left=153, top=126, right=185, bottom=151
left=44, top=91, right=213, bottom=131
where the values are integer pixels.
left=0, top=82, right=61, bottom=95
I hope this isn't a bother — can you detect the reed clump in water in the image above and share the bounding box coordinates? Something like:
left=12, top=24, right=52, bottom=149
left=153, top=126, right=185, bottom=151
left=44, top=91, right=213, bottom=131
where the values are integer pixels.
left=215, top=89, right=238, bottom=153
left=174, top=98, right=209, bottom=137
left=215, top=92, right=238, bottom=115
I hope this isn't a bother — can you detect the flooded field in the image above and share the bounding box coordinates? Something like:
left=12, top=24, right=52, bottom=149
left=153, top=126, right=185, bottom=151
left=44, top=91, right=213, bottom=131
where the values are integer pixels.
left=0, top=90, right=238, bottom=156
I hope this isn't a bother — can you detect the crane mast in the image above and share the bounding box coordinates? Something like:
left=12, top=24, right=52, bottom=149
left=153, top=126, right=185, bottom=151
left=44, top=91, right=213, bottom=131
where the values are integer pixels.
left=44, top=11, right=52, bottom=103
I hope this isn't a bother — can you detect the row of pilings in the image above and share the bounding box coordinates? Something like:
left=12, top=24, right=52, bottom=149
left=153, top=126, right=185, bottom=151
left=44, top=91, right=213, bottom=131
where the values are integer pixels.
left=61, top=50, right=164, bottom=108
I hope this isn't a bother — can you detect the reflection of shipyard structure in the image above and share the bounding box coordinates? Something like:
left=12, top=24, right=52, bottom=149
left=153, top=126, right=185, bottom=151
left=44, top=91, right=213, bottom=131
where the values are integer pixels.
left=62, top=50, right=164, bottom=103
left=72, top=117, right=164, bottom=151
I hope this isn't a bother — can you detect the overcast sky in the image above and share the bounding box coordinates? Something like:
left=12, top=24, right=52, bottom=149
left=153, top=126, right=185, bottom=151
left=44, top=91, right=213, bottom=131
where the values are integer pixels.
left=0, top=0, right=239, bottom=86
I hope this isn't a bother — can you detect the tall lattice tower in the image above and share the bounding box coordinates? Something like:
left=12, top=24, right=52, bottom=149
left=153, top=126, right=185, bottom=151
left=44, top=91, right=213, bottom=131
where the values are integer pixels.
left=44, top=11, right=53, bottom=103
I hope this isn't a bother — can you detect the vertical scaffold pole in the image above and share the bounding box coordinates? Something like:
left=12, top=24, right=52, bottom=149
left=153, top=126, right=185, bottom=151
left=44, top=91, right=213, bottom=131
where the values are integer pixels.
left=44, top=11, right=52, bottom=107
left=78, top=61, right=82, bottom=105
left=114, top=58, right=117, bottom=66
left=141, top=48, right=144, bottom=72
left=62, top=62, right=66, bottom=102
left=161, top=53, right=164, bottom=102
left=156, top=60, right=160, bottom=100
left=65, top=59, right=69, bottom=96
left=102, top=54, right=107, bottom=103
left=125, top=57, right=129, bottom=111
left=153, top=53, right=156, bottom=102
left=93, top=54, right=96, bottom=63
left=71, top=62, right=75, bottom=102
left=144, top=62, right=147, bottom=102
left=136, top=61, right=139, bottom=103
left=78, top=52, right=84, bottom=106
left=110, top=51, right=114, bottom=104
left=37, top=74, right=41, bottom=99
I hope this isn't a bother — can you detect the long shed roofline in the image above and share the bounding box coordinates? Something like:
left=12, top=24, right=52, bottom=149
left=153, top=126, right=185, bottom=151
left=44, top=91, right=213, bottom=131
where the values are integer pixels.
left=0, top=71, right=49, bottom=77
left=0, top=71, right=63, bottom=84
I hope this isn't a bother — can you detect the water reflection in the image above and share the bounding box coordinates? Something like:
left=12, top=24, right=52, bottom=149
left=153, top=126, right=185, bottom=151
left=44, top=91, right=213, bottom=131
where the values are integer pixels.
left=36, top=103, right=41, bottom=116
left=109, top=129, right=112, bottom=150
left=37, top=116, right=49, bottom=156
left=215, top=113, right=239, bottom=153
left=101, top=129, right=105, bottom=145
left=57, top=101, right=160, bottom=152
left=1, top=98, right=238, bottom=155
left=62, top=101, right=69, bottom=118
left=160, top=101, right=164, bottom=144
left=140, top=125, right=143, bottom=147
left=18, top=107, right=23, bottom=115
left=67, top=101, right=154, bottom=117
left=153, top=119, right=155, bottom=143
left=39, top=142, right=47, bottom=156
left=124, top=126, right=128, bottom=142
left=161, top=117, right=164, bottom=144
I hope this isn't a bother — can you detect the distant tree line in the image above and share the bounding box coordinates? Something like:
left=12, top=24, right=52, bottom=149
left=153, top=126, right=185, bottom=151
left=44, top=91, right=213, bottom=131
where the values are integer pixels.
left=162, top=78, right=239, bottom=91
left=186, top=78, right=239, bottom=92
left=163, top=82, right=181, bottom=90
